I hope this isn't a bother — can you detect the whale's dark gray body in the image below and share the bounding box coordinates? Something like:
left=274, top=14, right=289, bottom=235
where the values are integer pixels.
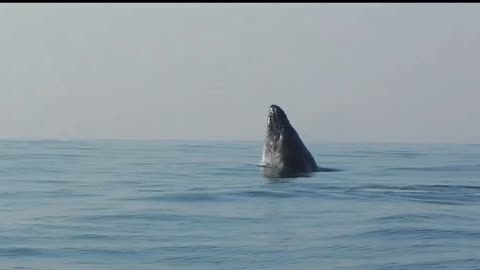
left=260, top=104, right=337, bottom=178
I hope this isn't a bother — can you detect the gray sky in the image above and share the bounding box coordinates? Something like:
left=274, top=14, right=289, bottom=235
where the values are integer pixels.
left=1, top=3, right=479, bottom=143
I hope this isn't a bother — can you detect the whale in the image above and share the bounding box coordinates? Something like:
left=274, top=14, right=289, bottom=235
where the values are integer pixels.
left=260, top=104, right=338, bottom=178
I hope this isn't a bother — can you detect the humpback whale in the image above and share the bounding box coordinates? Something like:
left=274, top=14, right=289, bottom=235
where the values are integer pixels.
left=260, top=104, right=338, bottom=178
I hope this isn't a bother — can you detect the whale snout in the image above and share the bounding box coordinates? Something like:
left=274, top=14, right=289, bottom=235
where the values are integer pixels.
left=267, top=104, right=290, bottom=131
left=270, top=104, right=279, bottom=110
left=268, top=104, right=286, bottom=119
left=269, top=104, right=282, bottom=114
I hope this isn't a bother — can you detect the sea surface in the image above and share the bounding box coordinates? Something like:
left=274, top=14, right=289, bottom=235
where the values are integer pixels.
left=1, top=140, right=480, bottom=270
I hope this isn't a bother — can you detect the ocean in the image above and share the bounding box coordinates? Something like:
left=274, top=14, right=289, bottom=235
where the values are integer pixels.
left=1, top=140, right=479, bottom=270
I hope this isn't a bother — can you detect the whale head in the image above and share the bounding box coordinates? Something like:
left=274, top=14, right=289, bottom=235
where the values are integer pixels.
left=261, top=104, right=314, bottom=177
left=267, top=104, right=291, bottom=138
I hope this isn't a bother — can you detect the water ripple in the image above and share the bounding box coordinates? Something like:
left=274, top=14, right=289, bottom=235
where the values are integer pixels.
left=1, top=140, right=480, bottom=269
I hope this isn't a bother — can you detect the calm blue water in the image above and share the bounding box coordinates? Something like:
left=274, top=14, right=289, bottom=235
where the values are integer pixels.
left=1, top=140, right=480, bottom=270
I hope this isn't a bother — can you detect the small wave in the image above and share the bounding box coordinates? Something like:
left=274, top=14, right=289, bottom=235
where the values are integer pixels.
left=74, top=212, right=260, bottom=226
left=43, top=190, right=99, bottom=198
left=358, top=184, right=480, bottom=192
left=213, top=167, right=253, bottom=174
left=175, top=144, right=215, bottom=149
left=75, top=213, right=184, bottom=222
left=232, top=190, right=296, bottom=198
left=139, top=193, right=226, bottom=202
left=163, top=193, right=223, bottom=201
left=186, top=187, right=208, bottom=192
left=0, top=153, right=89, bottom=160
left=317, top=153, right=370, bottom=158
left=386, top=164, right=480, bottom=172
left=130, top=183, right=480, bottom=204
left=69, top=234, right=118, bottom=240
left=19, top=179, right=71, bottom=184
left=126, top=162, right=155, bottom=166
left=376, top=258, right=480, bottom=270
left=0, top=247, right=46, bottom=257
left=60, top=247, right=141, bottom=257
left=129, top=189, right=302, bottom=202
left=374, top=213, right=475, bottom=222
left=356, top=227, right=480, bottom=240
left=346, top=184, right=480, bottom=205
left=353, top=150, right=424, bottom=158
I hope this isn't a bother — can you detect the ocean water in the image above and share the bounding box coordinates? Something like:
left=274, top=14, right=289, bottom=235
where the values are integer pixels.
left=1, top=140, right=480, bottom=270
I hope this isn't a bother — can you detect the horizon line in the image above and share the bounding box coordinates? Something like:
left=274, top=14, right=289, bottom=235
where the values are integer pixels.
left=0, top=137, right=478, bottom=146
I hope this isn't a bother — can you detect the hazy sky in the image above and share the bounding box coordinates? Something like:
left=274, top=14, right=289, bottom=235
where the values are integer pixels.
left=1, top=3, right=479, bottom=143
